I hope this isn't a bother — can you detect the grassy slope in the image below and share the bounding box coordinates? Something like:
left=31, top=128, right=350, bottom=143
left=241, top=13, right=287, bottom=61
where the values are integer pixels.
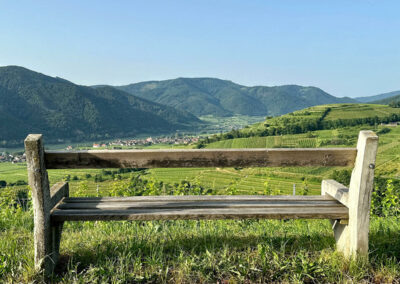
left=237, top=103, right=400, bottom=135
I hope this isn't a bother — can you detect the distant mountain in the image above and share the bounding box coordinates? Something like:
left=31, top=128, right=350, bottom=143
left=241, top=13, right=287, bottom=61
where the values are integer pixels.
left=355, top=90, right=400, bottom=103
left=0, top=66, right=201, bottom=146
left=373, top=93, right=400, bottom=105
left=114, top=78, right=355, bottom=117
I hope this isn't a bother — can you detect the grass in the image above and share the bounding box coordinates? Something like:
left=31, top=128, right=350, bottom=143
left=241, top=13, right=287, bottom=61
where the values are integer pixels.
left=2, top=202, right=400, bottom=283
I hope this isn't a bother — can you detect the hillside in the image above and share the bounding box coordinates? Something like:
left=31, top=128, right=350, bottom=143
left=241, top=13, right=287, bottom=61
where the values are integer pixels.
left=200, top=104, right=400, bottom=146
left=0, top=66, right=201, bottom=146
left=114, top=78, right=354, bottom=117
left=355, top=90, right=400, bottom=103
left=373, top=93, right=400, bottom=105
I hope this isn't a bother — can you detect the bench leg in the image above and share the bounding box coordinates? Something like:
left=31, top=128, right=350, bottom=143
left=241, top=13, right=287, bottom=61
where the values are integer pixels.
left=51, top=222, right=64, bottom=270
left=330, top=131, right=378, bottom=258
left=331, top=220, right=350, bottom=256
left=25, top=134, right=62, bottom=276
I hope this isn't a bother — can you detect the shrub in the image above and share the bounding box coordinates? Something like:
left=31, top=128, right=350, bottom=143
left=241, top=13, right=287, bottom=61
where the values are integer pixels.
left=371, top=177, right=400, bottom=217
left=377, top=127, right=391, bottom=134
left=330, top=169, right=352, bottom=187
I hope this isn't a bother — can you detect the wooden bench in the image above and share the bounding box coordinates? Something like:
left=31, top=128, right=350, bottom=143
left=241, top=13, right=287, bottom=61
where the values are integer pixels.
left=24, top=131, right=378, bottom=275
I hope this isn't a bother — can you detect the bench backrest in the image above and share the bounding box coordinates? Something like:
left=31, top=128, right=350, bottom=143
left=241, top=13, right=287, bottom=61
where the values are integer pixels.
left=44, top=148, right=357, bottom=169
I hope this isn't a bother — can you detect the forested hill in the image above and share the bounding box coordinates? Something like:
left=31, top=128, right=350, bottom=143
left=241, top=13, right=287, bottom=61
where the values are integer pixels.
left=355, top=90, right=400, bottom=103
left=114, top=78, right=355, bottom=117
left=373, top=93, right=400, bottom=106
left=0, top=66, right=201, bottom=146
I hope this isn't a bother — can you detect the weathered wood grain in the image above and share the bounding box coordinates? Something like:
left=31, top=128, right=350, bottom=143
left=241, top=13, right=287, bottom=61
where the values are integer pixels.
left=63, top=195, right=336, bottom=203
left=347, top=131, right=379, bottom=256
left=44, top=148, right=357, bottom=169
left=56, top=200, right=344, bottom=210
left=51, top=206, right=349, bottom=222
left=331, top=131, right=378, bottom=258
left=25, top=134, right=60, bottom=276
left=321, top=179, right=349, bottom=207
left=52, top=195, right=348, bottom=221
left=50, top=182, right=69, bottom=209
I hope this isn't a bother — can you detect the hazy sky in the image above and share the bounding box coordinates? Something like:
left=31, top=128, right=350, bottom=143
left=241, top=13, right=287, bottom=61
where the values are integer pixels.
left=1, top=1, right=399, bottom=98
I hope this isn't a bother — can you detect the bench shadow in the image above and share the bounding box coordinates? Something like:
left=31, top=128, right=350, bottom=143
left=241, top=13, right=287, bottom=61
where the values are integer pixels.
left=54, top=225, right=336, bottom=275
left=54, top=219, right=400, bottom=276
left=369, top=227, right=400, bottom=261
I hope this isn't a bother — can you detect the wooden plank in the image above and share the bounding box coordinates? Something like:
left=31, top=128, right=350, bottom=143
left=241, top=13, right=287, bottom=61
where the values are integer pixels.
left=62, top=195, right=336, bottom=203
left=56, top=200, right=344, bottom=210
left=50, top=182, right=69, bottom=209
left=25, top=134, right=60, bottom=276
left=321, top=179, right=349, bottom=207
left=347, top=131, right=379, bottom=256
left=44, top=148, right=357, bottom=169
left=51, top=207, right=349, bottom=222
left=332, top=131, right=379, bottom=258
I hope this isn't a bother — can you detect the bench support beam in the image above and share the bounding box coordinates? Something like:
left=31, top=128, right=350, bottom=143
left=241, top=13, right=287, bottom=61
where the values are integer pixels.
left=322, top=131, right=378, bottom=258
left=25, top=134, right=68, bottom=276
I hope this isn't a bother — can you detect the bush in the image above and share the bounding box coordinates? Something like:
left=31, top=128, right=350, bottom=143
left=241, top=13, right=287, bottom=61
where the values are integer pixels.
left=109, top=176, right=216, bottom=197
left=377, top=127, right=391, bottom=134
left=371, top=177, right=400, bottom=217
left=330, top=169, right=352, bottom=187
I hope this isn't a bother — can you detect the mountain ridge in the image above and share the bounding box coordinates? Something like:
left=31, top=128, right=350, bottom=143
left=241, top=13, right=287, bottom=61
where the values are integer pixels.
left=373, top=93, right=400, bottom=105
left=355, top=90, right=400, bottom=103
left=113, top=78, right=355, bottom=117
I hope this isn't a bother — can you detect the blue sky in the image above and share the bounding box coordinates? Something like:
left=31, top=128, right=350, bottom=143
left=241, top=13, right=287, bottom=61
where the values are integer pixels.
left=0, top=0, right=399, bottom=98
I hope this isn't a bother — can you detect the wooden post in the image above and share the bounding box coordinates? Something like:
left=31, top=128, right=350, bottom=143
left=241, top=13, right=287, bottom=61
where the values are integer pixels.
left=25, top=134, right=64, bottom=275
left=329, top=131, right=378, bottom=257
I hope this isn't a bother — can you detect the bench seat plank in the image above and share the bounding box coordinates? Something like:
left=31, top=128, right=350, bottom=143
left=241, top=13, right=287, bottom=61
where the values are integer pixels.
left=60, top=195, right=336, bottom=202
left=51, top=195, right=348, bottom=222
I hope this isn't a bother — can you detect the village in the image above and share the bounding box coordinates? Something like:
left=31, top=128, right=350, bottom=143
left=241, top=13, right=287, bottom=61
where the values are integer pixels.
left=0, top=152, right=26, bottom=163
left=0, top=136, right=201, bottom=163
left=83, top=135, right=200, bottom=149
